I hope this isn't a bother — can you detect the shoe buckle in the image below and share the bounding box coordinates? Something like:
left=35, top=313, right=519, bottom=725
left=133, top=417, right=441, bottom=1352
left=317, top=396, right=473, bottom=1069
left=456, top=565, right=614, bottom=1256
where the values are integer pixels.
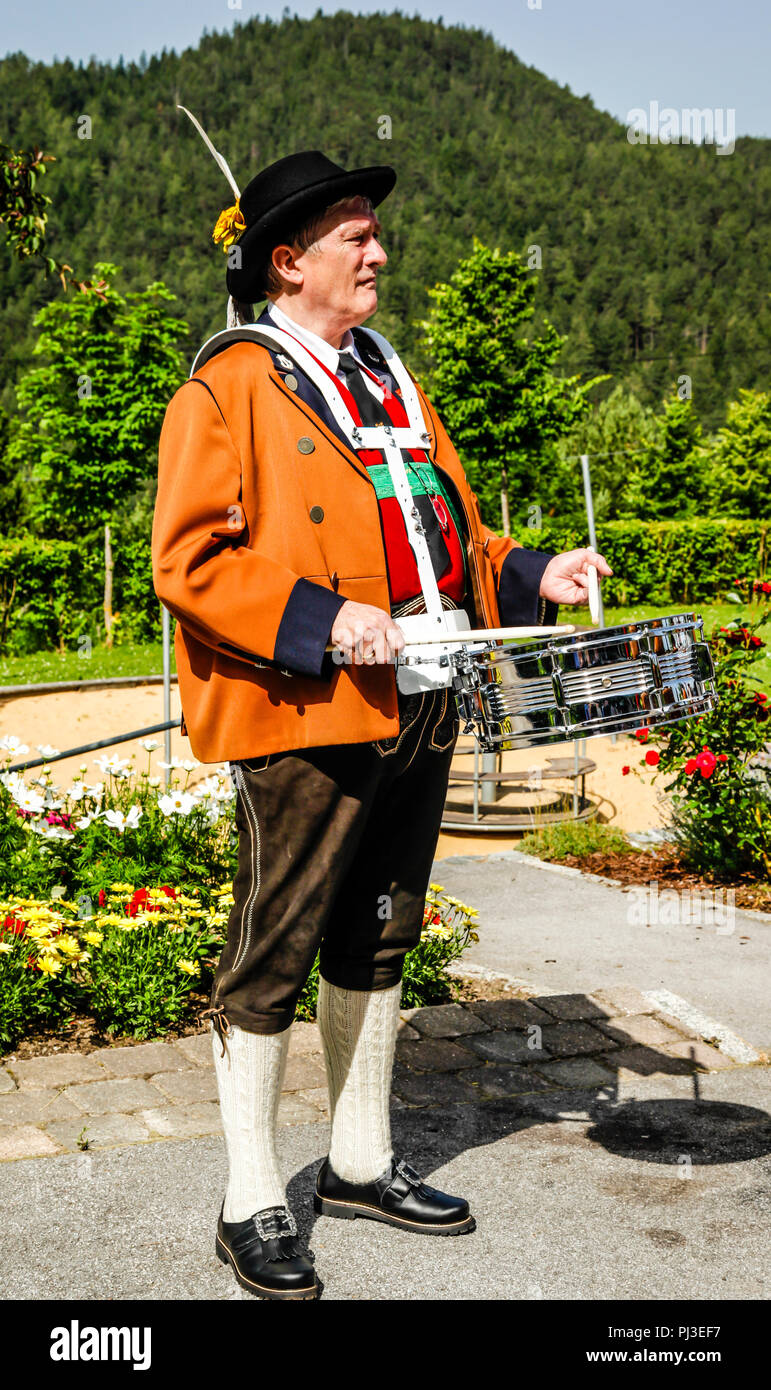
left=252, top=1206, right=298, bottom=1240
left=394, top=1159, right=423, bottom=1188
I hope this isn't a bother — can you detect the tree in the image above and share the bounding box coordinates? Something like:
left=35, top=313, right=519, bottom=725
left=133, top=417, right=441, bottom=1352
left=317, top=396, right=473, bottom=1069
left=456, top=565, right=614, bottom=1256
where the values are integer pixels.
left=0, top=140, right=72, bottom=287
left=706, top=389, right=771, bottom=519
left=627, top=396, right=706, bottom=519
left=6, top=262, right=188, bottom=541
left=418, top=239, right=604, bottom=535
left=556, top=384, right=661, bottom=522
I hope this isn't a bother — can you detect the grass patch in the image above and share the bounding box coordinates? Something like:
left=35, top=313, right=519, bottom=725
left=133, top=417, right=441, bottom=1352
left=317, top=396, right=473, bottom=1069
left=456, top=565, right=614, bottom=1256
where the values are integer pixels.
left=0, top=642, right=175, bottom=687
left=519, top=820, right=634, bottom=861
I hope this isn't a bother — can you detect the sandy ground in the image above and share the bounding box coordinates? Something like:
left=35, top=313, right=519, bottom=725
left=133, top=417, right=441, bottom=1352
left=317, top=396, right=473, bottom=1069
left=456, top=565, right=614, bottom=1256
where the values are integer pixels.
left=0, top=682, right=668, bottom=858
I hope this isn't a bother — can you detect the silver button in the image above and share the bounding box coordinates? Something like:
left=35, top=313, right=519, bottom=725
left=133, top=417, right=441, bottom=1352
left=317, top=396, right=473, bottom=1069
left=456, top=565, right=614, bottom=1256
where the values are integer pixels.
left=297, top=437, right=315, bottom=454
left=284, top=373, right=298, bottom=391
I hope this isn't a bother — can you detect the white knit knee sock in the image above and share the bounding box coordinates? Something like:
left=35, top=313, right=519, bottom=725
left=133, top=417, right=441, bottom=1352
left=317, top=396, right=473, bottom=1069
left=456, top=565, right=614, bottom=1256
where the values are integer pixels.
left=317, top=976, right=402, bottom=1184
left=212, top=1021, right=290, bottom=1222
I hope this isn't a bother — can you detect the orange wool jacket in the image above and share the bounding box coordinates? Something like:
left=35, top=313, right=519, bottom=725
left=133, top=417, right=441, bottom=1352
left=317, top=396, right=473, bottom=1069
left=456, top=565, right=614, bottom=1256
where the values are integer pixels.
left=151, top=332, right=555, bottom=764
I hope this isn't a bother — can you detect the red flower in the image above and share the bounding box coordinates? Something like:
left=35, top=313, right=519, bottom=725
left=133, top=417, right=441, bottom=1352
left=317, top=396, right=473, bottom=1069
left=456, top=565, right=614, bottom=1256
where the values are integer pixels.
left=98, top=889, right=107, bottom=907
left=762, top=582, right=771, bottom=594
left=644, top=750, right=660, bottom=766
left=1, top=915, right=26, bottom=936
left=696, top=750, right=717, bottom=778
left=622, top=765, right=631, bottom=776
left=717, top=753, right=728, bottom=762
left=634, top=727, right=650, bottom=743
left=684, top=759, right=698, bottom=774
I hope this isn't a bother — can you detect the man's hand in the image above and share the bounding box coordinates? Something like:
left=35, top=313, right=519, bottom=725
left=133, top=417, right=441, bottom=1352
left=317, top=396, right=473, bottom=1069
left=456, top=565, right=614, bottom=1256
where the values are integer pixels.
left=329, top=601, right=406, bottom=665
left=539, top=548, right=613, bottom=606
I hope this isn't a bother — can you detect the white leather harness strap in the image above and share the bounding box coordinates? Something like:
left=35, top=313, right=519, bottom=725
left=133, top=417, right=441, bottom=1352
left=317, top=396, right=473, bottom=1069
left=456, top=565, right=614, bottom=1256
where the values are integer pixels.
left=190, top=323, right=448, bottom=629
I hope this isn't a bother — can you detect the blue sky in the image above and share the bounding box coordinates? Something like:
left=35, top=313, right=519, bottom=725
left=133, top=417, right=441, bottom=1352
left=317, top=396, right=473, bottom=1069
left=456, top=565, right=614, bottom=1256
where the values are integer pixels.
left=1, top=0, right=769, bottom=137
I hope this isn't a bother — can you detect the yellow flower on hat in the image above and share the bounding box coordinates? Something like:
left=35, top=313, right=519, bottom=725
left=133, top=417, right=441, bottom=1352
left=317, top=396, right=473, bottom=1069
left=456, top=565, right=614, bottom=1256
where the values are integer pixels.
left=212, top=200, right=246, bottom=252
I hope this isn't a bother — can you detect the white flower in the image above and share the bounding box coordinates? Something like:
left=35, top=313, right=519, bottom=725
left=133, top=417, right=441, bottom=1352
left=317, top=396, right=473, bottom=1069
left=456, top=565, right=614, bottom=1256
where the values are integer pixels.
left=147, top=777, right=161, bottom=788
left=67, top=783, right=87, bottom=802
left=94, top=755, right=131, bottom=775
left=42, top=824, right=74, bottom=841
left=36, top=744, right=60, bottom=758
left=140, top=739, right=160, bottom=752
left=158, top=791, right=196, bottom=817
left=76, top=811, right=101, bottom=829
left=12, top=787, right=46, bottom=814
left=0, top=735, right=29, bottom=755
left=85, top=782, right=105, bottom=802
left=104, top=806, right=143, bottom=833
left=159, top=758, right=199, bottom=772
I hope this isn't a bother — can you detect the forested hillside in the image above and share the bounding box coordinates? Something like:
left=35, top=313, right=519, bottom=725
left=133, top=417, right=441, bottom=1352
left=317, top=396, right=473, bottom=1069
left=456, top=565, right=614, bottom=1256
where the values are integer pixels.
left=1, top=10, right=769, bottom=429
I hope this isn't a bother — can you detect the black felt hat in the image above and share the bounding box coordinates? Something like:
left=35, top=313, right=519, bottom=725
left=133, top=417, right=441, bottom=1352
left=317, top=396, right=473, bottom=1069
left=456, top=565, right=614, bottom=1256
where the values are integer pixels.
left=225, top=150, right=396, bottom=302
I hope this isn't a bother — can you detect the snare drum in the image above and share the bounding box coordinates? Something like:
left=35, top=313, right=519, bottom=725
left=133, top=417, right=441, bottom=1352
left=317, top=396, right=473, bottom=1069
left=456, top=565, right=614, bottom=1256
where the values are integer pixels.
left=449, top=613, right=718, bottom=752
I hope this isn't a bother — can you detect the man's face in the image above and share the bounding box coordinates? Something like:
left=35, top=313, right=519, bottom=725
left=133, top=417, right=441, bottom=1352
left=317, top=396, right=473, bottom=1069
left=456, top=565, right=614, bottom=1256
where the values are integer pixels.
left=276, top=197, right=388, bottom=328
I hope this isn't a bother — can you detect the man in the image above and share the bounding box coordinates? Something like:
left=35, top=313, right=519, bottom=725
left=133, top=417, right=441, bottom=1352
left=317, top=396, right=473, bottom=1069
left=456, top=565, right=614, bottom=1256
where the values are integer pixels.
left=152, top=150, right=611, bottom=1301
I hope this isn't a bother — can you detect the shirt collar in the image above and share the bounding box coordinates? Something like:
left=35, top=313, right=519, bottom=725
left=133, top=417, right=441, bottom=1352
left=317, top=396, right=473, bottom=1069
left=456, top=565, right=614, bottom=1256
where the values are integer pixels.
left=266, top=300, right=360, bottom=373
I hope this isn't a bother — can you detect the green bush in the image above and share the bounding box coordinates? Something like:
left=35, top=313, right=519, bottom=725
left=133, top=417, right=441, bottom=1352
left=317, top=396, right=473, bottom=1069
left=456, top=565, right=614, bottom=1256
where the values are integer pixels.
left=509, top=518, right=770, bottom=608
left=628, top=589, right=771, bottom=880
left=519, top=820, right=634, bottom=861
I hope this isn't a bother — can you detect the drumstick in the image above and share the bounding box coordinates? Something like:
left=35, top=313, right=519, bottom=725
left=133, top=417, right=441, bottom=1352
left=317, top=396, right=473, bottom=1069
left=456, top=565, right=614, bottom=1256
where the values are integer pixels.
left=325, top=623, right=575, bottom=652
left=586, top=546, right=600, bottom=626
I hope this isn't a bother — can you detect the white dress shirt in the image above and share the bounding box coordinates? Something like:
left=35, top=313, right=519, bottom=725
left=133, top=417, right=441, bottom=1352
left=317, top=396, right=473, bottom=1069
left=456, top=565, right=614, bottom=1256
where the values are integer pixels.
left=266, top=300, right=386, bottom=406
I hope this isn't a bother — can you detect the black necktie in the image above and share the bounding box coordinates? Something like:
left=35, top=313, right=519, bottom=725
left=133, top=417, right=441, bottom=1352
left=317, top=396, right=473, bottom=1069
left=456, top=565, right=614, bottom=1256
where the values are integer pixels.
left=336, top=351, right=389, bottom=426
left=336, top=351, right=450, bottom=579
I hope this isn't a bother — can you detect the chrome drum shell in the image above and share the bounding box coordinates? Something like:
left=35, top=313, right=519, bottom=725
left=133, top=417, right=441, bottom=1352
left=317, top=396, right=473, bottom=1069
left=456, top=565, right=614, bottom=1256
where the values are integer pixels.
left=451, top=613, right=718, bottom=752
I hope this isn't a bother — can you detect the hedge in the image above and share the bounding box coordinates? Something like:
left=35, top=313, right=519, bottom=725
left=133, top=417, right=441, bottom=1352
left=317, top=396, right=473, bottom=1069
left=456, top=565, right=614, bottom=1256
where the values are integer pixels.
left=509, top=518, right=770, bottom=607
left=0, top=519, right=768, bottom=656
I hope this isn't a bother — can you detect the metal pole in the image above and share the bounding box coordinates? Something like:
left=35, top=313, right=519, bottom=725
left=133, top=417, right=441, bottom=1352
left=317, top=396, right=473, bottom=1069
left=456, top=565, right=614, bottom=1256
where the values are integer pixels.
left=580, top=454, right=616, bottom=745
left=580, top=454, right=605, bottom=629
left=162, top=605, right=172, bottom=788
left=481, top=751, right=497, bottom=804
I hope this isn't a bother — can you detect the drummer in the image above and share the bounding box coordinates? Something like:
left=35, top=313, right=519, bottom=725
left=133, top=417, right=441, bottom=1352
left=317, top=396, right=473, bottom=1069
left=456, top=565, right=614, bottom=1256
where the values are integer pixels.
left=152, top=148, right=613, bottom=1299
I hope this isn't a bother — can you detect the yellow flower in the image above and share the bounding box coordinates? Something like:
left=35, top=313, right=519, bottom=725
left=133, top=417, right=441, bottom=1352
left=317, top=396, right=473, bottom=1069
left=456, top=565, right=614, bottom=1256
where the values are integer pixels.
left=81, top=931, right=103, bottom=946
left=177, top=958, right=199, bottom=975
left=212, top=200, right=246, bottom=252
left=0, top=942, right=13, bottom=954
left=55, top=934, right=81, bottom=957
left=25, top=923, right=54, bottom=940
left=37, top=957, right=64, bottom=976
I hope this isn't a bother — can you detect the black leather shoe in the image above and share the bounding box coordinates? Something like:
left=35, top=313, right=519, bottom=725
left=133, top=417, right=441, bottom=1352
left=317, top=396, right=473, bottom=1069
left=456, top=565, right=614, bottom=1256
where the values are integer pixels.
left=314, top=1156, right=475, bottom=1236
left=216, top=1203, right=319, bottom=1299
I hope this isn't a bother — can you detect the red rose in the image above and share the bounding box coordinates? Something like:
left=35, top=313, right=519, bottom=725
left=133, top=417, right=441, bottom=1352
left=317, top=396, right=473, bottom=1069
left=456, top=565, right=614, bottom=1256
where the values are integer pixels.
left=644, top=750, right=660, bottom=766
left=717, top=753, right=728, bottom=762
left=696, top=750, right=717, bottom=778
left=684, top=759, right=698, bottom=775
left=762, top=582, right=771, bottom=594
left=98, top=889, right=107, bottom=907
left=622, top=765, right=631, bottom=775
left=634, top=727, right=650, bottom=743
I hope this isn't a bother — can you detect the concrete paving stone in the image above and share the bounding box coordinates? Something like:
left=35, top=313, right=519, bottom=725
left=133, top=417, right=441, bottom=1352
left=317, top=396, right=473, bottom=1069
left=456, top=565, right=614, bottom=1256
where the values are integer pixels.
left=62, top=1077, right=167, bottom=1115
left=139, top=1103, right=224, bottom=1140
left=608, top=1045, right=698, bottom=1078
left=408, top=1003, right=489, bottom=1039
left=170, top=1033, right=214, bottom=1068
left=534, top=1057, right=618, bottom=1091
left=459, top=1030, right=549, bottom=1066
left=44, top=1113, right=151, bottom=1151
left=390, top=1067, right=483, bottom=1107
left=90, top=1042, right=194, bottom=1077
left=394, top=1037, right=484, bottom=1073
left=288, top=1021, right=322, bottom=1054
left=586, top=985, right=658, bottom=1018
left=533, top=992, right=608, bottom=1022
left=473, top=1065, right=556, bottom=1099
left=148, top=1070, right=219, bottom=1104
left=0, top=1124, right=63, bottom=1159
left=396, top=1021, right=421, bottom=1041
left=651, top=1009, right=703, bottom=1041
left=539, top=1021, right=617, bottom=1057
left=283, top=1054, right=327, bottom=1092
left=660, top=1040, right=737, bottom=1070
left=0, top=1088, right=83, bottom=1126
left=594, top=1014, right=690, bottom=1048
left=400, top=1008, right=421, bottom=1021
left=277, top=1093, right=328, bottom=1125
left=296, top=1087, right=330, bottom=1116
left=465, top=998, right=553, bottom=1030
left=7, top=1053, right=110, bottom=1090
left=0, top=1069, right=16, bottom=1094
